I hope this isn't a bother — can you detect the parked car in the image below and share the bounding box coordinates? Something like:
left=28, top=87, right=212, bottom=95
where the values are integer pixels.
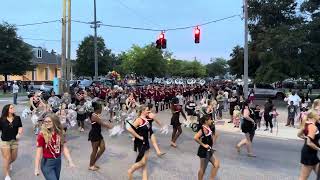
left=28, top=84, right=53, bottom=93
left=249, top=83, right=285, bottom=100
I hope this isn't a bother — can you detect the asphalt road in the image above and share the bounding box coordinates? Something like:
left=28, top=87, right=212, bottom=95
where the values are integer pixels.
left=0, top=101, right=314, bottom=180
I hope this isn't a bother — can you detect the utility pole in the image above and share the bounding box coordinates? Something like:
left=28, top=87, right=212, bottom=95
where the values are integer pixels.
left=93, top=0, right=98, bottom=81
left=66, top=0, right=71, bottom=91
left=243, top=0, right=249, bottom=97
left=61, top=0, right=67, bottom=93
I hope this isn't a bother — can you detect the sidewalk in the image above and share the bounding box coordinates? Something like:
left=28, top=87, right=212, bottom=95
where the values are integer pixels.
left=216, top=119, right=301, bottom=140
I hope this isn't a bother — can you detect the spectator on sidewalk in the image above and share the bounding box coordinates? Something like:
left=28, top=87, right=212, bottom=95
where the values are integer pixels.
left=298, top=107, right=308, bottom=129
left=12, top=81, right=19, bottom=105
left=263, top=98, right=274, bottom=133
left=254, top=105, right=262, bottom=130
left=286, top=101, right=297, bottom=127
left=307, top=83, right=312, bottom=95
left=248, top=89, right=255, bottom=104
left=271, top=107, right=279, bottom=133
left=301, top=94, right=311, bottom=110
left=3, top=83, right=7, bottom=94
left=7, top=82, right=11, bottom=92
left=284, top=91, right=301, bottom=110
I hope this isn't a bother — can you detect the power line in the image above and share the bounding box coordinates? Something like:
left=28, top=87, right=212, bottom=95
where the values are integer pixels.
left=72, top=14, right=242, bottom=32
left=16, top=20, right=61, bottom=27
left=165, top=15, right=241, bottom=31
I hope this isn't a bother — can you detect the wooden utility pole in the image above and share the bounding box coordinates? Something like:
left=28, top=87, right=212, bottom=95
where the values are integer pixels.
left=66, top=0, right=71, bottom=91
left=93, top=0, right=98, bottom=81
left=243, top=0, right=249, bottom=97
left=61, top=0, right=67, bottom=94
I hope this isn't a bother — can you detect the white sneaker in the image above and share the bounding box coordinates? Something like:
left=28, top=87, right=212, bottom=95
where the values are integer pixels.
left=80, top=128, right=84, bottom=132
left=5, top=175, right=11, bottom=180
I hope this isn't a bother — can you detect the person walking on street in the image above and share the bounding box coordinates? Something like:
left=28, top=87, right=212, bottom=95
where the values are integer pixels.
left=0, top=104, right=23, bottom=180
left=236, top=101, right=256, bottom=157
left=297, top=110, right=320, bottom=180
left=12, top=81, right=19, bottom=105
left=34, top=114, right=75, bottom=179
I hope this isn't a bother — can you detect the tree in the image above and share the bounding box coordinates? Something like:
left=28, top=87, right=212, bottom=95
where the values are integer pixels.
left=75, top=35, right=117, bottom=77
left=0, top=22, right=34, bottom=81
left=228, top=0, right=305, bottom=83
left=120, top=44, right=167, bottom=78
left=206, top=58, right=228, bottom=77
left=228, top=45, right=260, bottom=79
left=300, top=0, right=320, bottom=82
left=179, top=60, right=206, bottom=78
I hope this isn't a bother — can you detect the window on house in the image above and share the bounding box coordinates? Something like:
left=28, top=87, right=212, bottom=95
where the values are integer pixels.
left=37, top=49, right=42, bottom=58
left=32, top=69, right=36, bottom=80
left=45, top=68, right=49, bottom=80
left=54, top=68, right=58, bottom=77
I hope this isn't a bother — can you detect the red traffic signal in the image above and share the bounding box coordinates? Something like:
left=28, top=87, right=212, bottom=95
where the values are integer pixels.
left=156, top=39, right=161, bottom=49
left=156, top=32, right=166, bottom=49
left=159, top=32, right=165, bottom=39
left=194, top=26, right=200, bottom=44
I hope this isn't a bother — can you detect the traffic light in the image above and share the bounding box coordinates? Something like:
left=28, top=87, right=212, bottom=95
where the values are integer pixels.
left=156, top=32, right=167, bottom=49
left=161, top=38, right=167, bottom=49
left=156, top=39, right=161, bottom=49
left=194, top=26, right=200, bottom=44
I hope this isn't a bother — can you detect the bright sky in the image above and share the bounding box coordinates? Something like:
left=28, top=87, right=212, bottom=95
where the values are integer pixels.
left=0, top=0, right=244, bottom=64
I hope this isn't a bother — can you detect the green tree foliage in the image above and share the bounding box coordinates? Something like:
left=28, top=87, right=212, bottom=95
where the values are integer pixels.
left=228, top=0, right=314, bottom=83
left=180, top=60, right=207, bottom=78
left=300, top=0, right=320, bottom=82
left=228, top=45, right=260, bottom=78
left=206, top=58, right=228, bottom=77
left=119, top=44, right=167, bottom=78
left=0, top=22, right=34, bottom=81
left=75, top=35, right=117, bottom=77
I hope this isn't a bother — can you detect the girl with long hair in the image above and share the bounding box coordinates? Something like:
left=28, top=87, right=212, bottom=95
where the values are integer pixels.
left=0, top=104, right=23, bottom=180
left=88, top=102, right=113, bottom=171
left=170, top=97, right=187, bottom=148
left=127, top=105, right=151, bottom=180
left=194, top=115, right=220, bottom=180
left=297, top=110, right=320, bottom=180
left=236, top=101, right=256, bottom=157
left=34, top=113, right=75, bottom=180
